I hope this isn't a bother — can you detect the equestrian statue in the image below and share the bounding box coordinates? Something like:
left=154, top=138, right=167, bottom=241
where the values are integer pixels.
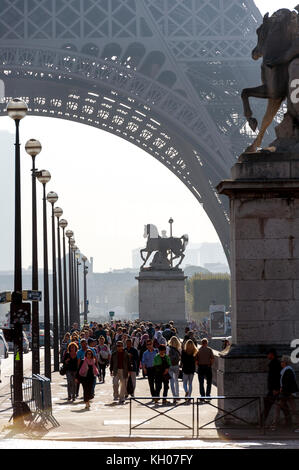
left=241, top=6, right=299, bottom=153
left=140, top=224, right=188, bottom=270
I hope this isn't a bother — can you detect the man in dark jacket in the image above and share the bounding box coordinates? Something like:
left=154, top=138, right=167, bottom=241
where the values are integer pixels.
left=162, top=324, right=173, bottom=342
left=110, top=341, right=130, bottom=404
left=147, top=323, right=155, bottom=340
left=125, top=338, right=139, bottom=397
left=263, top=348, right=281, bottom=425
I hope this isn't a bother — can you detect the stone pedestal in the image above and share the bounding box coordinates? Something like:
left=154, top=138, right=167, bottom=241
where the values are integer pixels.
left=216, top=152, right=299, bottom=423
left=136, top=268, right=187, bottom=332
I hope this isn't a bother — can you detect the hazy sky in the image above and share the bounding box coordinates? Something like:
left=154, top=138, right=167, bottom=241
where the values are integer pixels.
left=256, top=0, right=296, bottom=14
left=0, top=0, right=290, bottom=273
left=0, top=117, right=220, bottom=273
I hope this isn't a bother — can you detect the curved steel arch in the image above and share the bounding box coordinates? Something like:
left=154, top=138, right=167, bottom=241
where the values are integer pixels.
left=0, top=46, right=231, bottom=260
left=0, top=0, right=265, bottom=264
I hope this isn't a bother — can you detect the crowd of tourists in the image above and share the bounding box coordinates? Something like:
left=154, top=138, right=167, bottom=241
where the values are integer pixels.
left=59, top=319, right=215, bottom=410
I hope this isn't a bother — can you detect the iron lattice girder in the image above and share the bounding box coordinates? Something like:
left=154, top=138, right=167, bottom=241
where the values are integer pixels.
left=0, top=62, right=231, bottom=260
left=0, top=0, right=264, bottom=264
left=0, top=0, right=259, bottom=56
left=0, top=45, right=235, bottom=171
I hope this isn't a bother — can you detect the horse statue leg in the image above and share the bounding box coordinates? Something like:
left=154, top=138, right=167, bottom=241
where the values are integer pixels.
left=140, top=249, right=151, bottom=268
left=174, top=252, right=185, bottom=269
left=245, top=98, right=283, bottom=153
left=241, top=84, right=268, bottom=132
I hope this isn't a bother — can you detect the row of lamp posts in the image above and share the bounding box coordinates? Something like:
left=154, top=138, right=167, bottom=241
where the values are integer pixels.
left=7, top=98, right=89, bottom=423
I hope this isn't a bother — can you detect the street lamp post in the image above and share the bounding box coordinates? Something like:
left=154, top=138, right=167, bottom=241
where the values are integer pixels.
left=75, top=251, right=81, bottom=324
left=54, top=207, right=64, bottom=337
left=25, top=138, right=42, bottom=375
left=7, top=98, right=28, bottom=423
left=47, top=191, right=59, bottom=372
left=168, top=217, right=174, bottom=267
left=59, top=219, right=69, bottom=330
left=71, top=244, right=78, bottom=325
left=81, top=256, right=88, bottom=324
left=36, top=169, right=52, bottom=380
left=70, top=238, right=76, bottom=326
left=169, top=217, right=174, bottom=237
left=65, top=230, right=74, bottom=328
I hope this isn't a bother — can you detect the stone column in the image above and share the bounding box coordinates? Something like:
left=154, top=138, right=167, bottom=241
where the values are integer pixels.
left=136, top=269, right=187, bottom=332
left=216, top=152, right=299, bottom=422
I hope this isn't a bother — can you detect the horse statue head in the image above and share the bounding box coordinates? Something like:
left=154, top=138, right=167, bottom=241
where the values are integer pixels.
left=252, top=9, right=298, bottom=65
left=241, top=6, right=299, bottom=153
left=143, top=224, right=159, bottom=239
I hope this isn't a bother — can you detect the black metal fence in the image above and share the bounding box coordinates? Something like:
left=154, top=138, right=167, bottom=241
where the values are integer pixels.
left=129, top=395, right=299, bottom=437
left=10, top=374, right=59, bottom=428
left=129, top=397, right=195, bottom=437
left=196, top=396, right=263, bottom=435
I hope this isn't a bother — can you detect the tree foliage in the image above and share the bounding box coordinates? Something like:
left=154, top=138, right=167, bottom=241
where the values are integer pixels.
left=187, top=273, right=231, bottom=313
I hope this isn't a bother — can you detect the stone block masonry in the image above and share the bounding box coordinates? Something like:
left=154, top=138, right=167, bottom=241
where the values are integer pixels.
left=216, top=153, right=299, bottom=422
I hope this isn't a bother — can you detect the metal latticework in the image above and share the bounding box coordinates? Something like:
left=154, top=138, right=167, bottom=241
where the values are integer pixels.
left=0, top=0, right=265, bottom=262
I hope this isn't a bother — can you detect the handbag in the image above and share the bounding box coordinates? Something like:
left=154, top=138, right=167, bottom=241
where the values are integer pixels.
left=127, top=375, right=134, bottom=395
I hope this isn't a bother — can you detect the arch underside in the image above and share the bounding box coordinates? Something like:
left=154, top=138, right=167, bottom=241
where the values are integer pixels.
left=0, top=46, right=252, bottom=264
left=0, top=0, right=271, bottom=267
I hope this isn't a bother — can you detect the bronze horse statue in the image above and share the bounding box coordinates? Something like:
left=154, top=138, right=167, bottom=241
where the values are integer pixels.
left=241, top=7, right=299, bottom=153
left=140, top=224, right=188, bottom=269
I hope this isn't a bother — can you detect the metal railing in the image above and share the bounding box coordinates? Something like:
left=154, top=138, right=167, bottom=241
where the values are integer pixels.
left=129, top=395, right=299, bottom=437
left=10, top=374, right=59, bottom=428
left=129, top=397, right=195, bottom=437
left=196, top=396, right=263, bottom=436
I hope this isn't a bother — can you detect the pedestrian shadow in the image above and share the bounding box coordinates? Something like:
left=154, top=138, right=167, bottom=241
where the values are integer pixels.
left=1, top=421, right=51, bottom=439
left=105, top=402, right=122, bottom=407
left=70, top=408, right=91, bottom=413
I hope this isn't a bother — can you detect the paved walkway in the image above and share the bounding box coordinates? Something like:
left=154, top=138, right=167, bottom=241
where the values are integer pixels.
left=0, top=359, right=299, bottom=448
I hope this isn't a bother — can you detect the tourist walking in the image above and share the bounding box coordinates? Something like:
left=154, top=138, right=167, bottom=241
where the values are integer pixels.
left=60, top=332, right=70, bottom=362
left=110, top=340, right=130, bottom=404
left=142, top=339, right=159, bottom=399
left=95, top=323, right=107, bottom=341
left=153, top=344, right=171, bottom=404
left=263, top=348, right=281, bottom=425
left=168, top=336, right=182, bottom=403
left=196, top=338, right=214, bottom=398
left=273, top=355, right=298, bottom=429
left=125, top=337, right=139, bottom=397
left=76, top=348, right=99, bottom=410
left=181, top=339, right=197, bottom=400
left=76, top=338, right=89, bottom=398
left=97, top=336, right=111, bottom=383
left=139, top=333, right=149, bottom=377
left=63, top=341, right=79, bottom=401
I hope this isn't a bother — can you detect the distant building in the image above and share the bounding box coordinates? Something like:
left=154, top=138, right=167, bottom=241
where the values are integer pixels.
left=204, top=262, right=230, bottom=274
left=182, top=246, right=201, bottom=268
left=199, top=242, right=228, bottom=267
